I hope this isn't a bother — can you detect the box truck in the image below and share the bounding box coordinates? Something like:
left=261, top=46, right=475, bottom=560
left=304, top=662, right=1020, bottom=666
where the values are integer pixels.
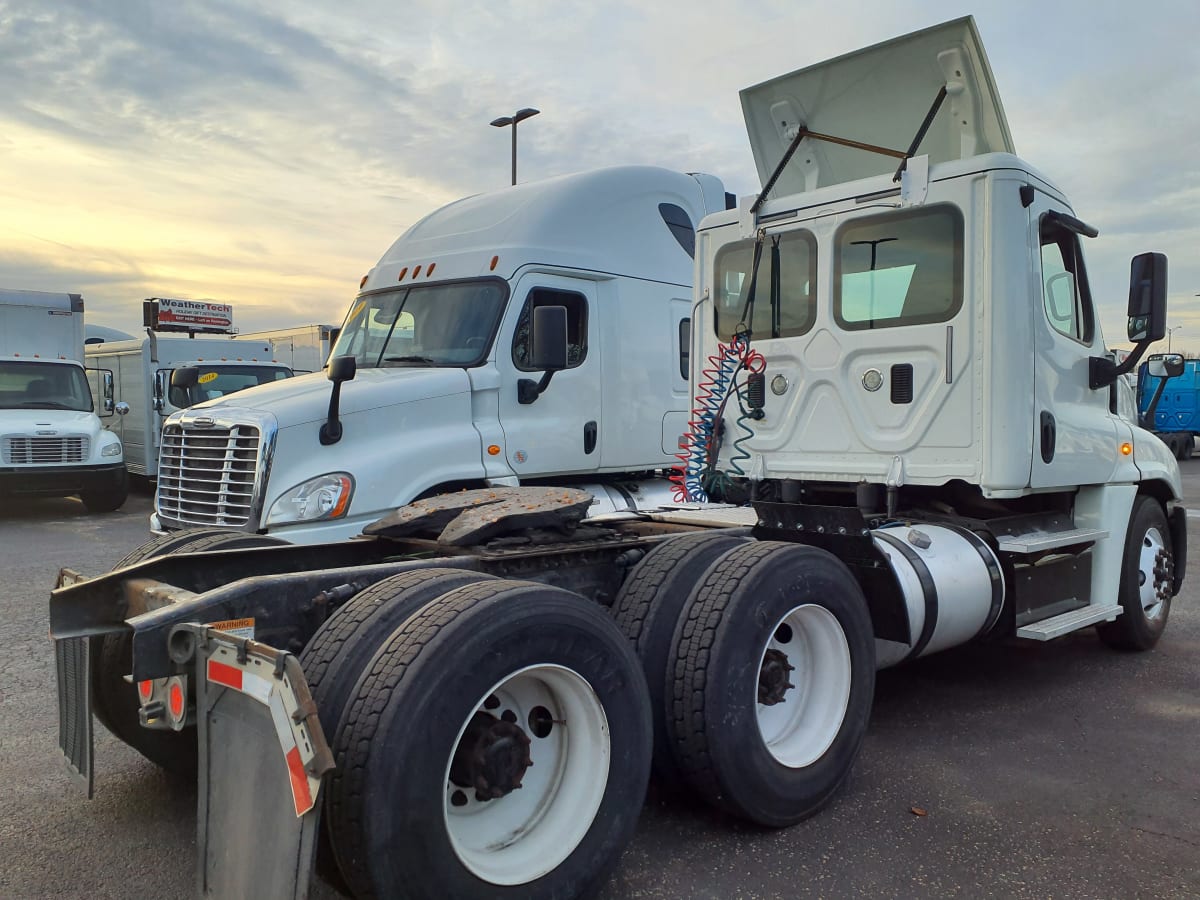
left=0, top=289, right=127, bottom=511
left=85, top=332, right=293, bottom=480
left=150, top=165, right=731, bottom=542
left=237, top=324, right=339, bottom=374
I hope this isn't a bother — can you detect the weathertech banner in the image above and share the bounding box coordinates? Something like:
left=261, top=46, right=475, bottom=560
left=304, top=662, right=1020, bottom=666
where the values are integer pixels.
left=156, top=298, right=234, bottom=331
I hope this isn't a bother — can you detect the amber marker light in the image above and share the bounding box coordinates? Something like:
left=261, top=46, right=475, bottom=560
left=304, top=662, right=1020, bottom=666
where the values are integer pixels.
left=1120, top=442, right=1133, bottom=456
left=490, top=255, right=499, bottom=271
left=397, top=267, right=408, bottom=281
left=413, top=264, right=423, bottom=278
left=427, top=262, right=436, bottom=276
left=487, top=445, right=501, bottom=456
left=359, top=275, right=368, bottom=288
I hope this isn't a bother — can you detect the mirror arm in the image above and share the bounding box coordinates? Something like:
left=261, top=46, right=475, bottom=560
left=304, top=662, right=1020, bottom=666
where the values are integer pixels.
left=1090, top=342, right=1151, bottom=390
left=517, top=371, right=555, bottom=405
left=319, top=380, right=346, bottom=445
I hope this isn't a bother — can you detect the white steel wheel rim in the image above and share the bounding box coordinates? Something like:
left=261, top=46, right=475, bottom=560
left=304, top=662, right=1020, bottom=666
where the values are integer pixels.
left=755, top=603, right=852, bottom=768
left=1139, top=526, right=1169, bottom=622
left=443, top=664, right=611, bottom=885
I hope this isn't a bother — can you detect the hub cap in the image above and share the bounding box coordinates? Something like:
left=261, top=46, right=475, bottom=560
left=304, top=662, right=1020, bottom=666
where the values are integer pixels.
left=1138, top=526, right=1172, bottom=623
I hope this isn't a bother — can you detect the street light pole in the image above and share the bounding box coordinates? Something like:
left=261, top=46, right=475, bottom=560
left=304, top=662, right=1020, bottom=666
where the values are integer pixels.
left=489, top=107, right=540, bottom=186
left=1168, top=325, right=1183, bottom=354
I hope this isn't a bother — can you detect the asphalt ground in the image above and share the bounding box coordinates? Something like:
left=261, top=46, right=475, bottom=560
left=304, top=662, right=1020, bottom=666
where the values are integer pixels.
left=1, top=474, right=1198, bottom=899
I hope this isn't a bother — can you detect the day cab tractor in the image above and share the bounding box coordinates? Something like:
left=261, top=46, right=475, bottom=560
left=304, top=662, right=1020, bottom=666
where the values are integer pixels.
left=49, top=18, right=1184, bottom=900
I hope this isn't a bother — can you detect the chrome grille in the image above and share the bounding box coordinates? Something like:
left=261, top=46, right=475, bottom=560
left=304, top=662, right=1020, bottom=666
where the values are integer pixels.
left=3, top=436, right=89, bottom=464
left=156, top=423, right=261, bottom=527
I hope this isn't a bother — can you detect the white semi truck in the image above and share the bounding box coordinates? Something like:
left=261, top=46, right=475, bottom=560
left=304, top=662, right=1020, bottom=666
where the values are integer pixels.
left=149, top=166, right=729, bottom=542
left=50, top=18, right=1185, bottom=900
left=237, top=324, right=340, bottom=374
left=0, top=289, right=128, bottom=512
left=85, top=333, right=293, bottom=481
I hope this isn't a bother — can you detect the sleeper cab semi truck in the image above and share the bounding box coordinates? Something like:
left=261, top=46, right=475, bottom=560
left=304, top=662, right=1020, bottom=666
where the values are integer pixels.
left=149, top=165, right=732, bottom=543
left=0, top=289, right=127, bottom=512
left=49, top=18, right=1185, bottom=900
left=85, top=333, right=293, bottom=481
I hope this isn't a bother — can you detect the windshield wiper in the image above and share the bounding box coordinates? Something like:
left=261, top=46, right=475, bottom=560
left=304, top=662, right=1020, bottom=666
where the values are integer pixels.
left=384, top=355, right=437, bottom=366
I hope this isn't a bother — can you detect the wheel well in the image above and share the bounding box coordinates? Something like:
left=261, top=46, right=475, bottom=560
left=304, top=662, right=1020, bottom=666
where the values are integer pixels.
left=412, top=479, right=489, bottom=502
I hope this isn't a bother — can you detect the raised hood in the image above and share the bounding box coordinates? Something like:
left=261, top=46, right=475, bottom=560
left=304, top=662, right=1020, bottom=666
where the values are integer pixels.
left=187, top=367, right=471, bottom=428
left=740, top=16, right=1014, bottom=196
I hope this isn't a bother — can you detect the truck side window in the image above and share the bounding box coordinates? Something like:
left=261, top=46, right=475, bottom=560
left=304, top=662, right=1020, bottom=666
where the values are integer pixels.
left=513, top=289, right=588, bottom=371
left=714, top=229, right=816, bottom=342
left=834, top=205, right=963, bottom=330
left=1039, top=217, right=1095, bottom=344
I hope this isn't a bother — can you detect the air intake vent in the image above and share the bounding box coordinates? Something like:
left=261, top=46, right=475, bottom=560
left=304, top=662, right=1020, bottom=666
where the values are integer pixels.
left=891, top=364, right=913, bottom=404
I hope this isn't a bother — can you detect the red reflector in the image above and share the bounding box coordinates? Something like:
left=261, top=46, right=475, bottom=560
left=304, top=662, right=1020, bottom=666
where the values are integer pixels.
left=286, top=745, right=314, bottom=816
left=137, top=680, right=154, bottom=702
left=169, top=682, right=185, bottom=718
left=207, top=659, right=243, bottom=691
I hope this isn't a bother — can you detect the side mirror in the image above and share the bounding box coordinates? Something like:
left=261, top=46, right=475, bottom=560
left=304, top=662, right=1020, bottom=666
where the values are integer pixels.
left=1126, top=252, right=1168, bottom=343
left=115, top=401, right=130, bottom=416
left=102, top=370, right=115, bottom=415
left=519, top=305, right=569, bottom=404
left=1147, top=353, right=1185, bottom=379
left=153, top=370, right=167, bottom=412
left=320, top=355, right=357, bottom=445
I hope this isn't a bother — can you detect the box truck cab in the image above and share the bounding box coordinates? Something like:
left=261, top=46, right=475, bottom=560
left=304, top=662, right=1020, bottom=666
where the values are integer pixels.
left=85, top=333, right=293, bottom=480
left=0, top=289, right=127, bottom=511
left=152, top=166, right=730, bottom=543
left=236, top=324, right=339, bottom=374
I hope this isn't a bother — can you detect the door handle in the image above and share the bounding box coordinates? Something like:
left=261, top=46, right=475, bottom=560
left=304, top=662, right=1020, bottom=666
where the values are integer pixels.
left=584, top=421, right=597, bottom=455
left=1040, top=411, right=1056, bottom=463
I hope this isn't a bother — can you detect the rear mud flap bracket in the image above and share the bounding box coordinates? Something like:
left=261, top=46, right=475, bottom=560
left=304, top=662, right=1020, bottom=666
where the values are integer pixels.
left=179, top=625, right=335, bottom=899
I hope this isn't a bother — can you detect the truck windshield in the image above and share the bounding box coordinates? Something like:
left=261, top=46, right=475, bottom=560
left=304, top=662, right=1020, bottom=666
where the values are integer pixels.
left=167, top=365, right=293, bottom=408
left=331, top=280, right=508, bottom=369
left=0, top=360, right=93, bottom=411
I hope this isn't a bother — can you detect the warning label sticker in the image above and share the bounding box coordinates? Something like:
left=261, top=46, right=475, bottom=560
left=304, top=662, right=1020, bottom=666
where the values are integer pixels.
left=207, top=617, right=255, bottom=640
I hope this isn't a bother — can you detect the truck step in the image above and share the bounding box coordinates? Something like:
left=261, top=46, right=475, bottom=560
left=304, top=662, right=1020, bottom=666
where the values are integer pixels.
left=997, top=527, right=1108, bottom=555
left=1016, top=603, right=1121, bottom=640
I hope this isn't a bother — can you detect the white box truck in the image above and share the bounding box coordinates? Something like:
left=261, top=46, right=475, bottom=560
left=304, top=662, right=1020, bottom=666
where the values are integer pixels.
left=0, top=289, right=127, bottom=511
left=150, top=165, right=731, bottom=542
left=85, top=332, right=294, bottom=480
left=237, top=324, right=339, bottom=374
left=50, top=19, right=1187, bottom=900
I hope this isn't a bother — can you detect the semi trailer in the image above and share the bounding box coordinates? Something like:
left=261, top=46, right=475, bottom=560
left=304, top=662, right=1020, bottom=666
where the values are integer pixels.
left=50, top=17, right=1185, bottom=900
left=1137, top=354, right=1198, bottom=459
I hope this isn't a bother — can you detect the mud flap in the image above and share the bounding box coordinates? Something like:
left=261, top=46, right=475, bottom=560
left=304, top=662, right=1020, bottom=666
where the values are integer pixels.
left=181, top=626, right=335, bottom=899
left=54, top=634, right=94, bottom=798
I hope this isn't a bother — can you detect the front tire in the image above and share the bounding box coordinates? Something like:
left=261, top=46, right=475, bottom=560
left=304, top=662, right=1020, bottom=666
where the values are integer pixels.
left=81, top=467, right=129, bottom=513
left=326, top=580, right=652, bottom=900
left=1097, top=496, right=1174, bottom=651
left=667, top=541, right=875, bottom=827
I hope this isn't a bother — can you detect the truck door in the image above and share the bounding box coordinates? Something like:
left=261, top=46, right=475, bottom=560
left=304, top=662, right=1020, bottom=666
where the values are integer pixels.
left=495, top=275, right=602, bottom=477
left=1028, top=197, right=1121, bottom=488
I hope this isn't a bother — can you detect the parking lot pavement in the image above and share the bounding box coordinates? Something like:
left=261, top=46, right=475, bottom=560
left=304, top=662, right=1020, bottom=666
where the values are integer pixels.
left=2, top=478, right=1198, bottom=899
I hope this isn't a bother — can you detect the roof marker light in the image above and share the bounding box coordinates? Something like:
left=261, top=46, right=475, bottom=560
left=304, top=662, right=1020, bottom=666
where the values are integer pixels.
left=413, top=264, right=422, bottom=278
left=360, top=275, right=368, bottom=288
left=427, top=262, right=436, bottom=276
left=489, top=256, right=499, bottom=271
left=397, top=267, right=408, bottom=281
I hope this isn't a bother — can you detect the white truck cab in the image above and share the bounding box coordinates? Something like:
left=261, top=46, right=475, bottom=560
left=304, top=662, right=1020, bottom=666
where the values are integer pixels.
left=152, top=166, right=731, bottom=542
left=0, top=289, right=127, bottom=511
left=86, top=333, right=293, bottom=480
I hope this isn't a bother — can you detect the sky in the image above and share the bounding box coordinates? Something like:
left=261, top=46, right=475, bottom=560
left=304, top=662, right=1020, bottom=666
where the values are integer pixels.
left=1, top=0, right=1198, bottom=351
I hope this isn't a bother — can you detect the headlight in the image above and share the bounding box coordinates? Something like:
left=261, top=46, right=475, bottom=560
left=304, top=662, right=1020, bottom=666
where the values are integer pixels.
left=265, top=473, right=354, bottom=526
left=101, top=441, right=123, bottom=458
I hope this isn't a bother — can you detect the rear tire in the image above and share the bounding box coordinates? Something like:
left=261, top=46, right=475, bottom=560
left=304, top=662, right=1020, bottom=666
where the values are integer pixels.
left=1097, top=496, right=1173, bottom=651
left=326, top=580, right=652, bottom=900
left=667, top=541, right=875, bottom=827
left=92, top=530, right=288, bottom=773
left=610, top=531, right=748, bottom=788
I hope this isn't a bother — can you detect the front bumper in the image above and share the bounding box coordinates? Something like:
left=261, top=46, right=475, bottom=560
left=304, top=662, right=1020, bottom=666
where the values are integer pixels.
left=0, top=462, right=125, bottom=497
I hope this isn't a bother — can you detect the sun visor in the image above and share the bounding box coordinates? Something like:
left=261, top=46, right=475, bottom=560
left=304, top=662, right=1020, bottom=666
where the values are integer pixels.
left=740, top=16, right=1014, bottom=196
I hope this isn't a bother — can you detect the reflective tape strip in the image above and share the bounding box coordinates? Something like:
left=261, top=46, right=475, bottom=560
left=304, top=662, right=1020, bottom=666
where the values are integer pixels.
left=206, top=659, right=272, bottom=704
left=285, top=746, right=314, bottom=816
